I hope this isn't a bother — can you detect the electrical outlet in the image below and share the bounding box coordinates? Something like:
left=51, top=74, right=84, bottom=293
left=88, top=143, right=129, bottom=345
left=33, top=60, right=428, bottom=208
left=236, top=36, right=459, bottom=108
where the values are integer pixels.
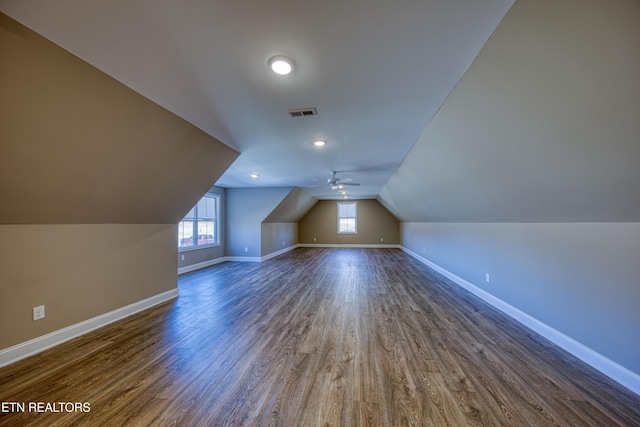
left=33, top=305, right=45, bottom=321
left=485, top=273, right=491, bottom=283
left=313, top=237, right=317, bottom=242
left=181, top=255, right=185, bottom=261
left=244, top=247, right=249, bottom=252
left=282, top=241, right=285, bottom=246
left=380, top=237, right=384, bottom=242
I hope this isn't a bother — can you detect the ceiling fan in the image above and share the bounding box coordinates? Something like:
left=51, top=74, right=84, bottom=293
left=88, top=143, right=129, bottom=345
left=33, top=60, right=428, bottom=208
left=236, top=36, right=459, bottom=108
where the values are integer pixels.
left=327, top=171, right=360, bottom=189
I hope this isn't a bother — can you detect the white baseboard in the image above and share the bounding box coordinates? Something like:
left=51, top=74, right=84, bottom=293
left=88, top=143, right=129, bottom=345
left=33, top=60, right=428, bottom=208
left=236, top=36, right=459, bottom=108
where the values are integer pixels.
left=179, top=244, right=401, bottom=269
left=299, top=243, right=401, bottom=249
left=224, top=255, right=262, bottom=262
left=228, top=245, right=297, bottom=262
left=401, top=246, right=640, bottom=396
left=0, top=289, right=178, bottom=368
left=177, top=253, right=279, bottom=272
left=178, top=257, right=227, bottom=275
left=180, top=255, right=262, bottom=266
left=261, top=244, right=298, bottom=261
left=179, top=244, right=402, bottom=274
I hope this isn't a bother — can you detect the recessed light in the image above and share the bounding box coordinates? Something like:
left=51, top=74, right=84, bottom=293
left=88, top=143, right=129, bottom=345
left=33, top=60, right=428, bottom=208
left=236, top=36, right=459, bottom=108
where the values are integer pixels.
left=250, top=173, right=259, bottom=179
left=343, top=196, right=348, bottom=199
left=313, top=140, right=326, bottom=147
left=338, top=185, right=344, bottom=189
left=268, top=55, right=294, bottom=75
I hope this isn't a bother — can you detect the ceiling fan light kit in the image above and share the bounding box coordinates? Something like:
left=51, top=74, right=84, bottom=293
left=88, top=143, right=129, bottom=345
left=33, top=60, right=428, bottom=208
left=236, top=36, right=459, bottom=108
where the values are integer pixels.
left=327, top=171, right=361, bottom=190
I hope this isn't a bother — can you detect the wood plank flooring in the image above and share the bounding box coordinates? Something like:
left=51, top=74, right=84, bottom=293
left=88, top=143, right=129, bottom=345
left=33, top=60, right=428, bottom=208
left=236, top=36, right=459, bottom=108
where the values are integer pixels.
left=1, top=248, right=639, bottom=426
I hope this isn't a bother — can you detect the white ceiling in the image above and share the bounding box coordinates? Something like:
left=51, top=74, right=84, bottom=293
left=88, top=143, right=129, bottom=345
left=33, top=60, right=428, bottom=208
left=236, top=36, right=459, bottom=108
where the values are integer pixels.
left=0, top=0, right=514, bottom=200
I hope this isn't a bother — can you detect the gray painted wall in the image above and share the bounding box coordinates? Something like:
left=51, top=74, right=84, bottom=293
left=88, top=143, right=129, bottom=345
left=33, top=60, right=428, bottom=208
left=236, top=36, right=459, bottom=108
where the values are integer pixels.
left=260, top=187, right=317, bottom=257
left=225, top=187, right=293, bottom=257
left=181, top=187, right=317, bottom=261
left=261, top=223, right=298, bottom=256
left=402, top=222, right=640, bottom=375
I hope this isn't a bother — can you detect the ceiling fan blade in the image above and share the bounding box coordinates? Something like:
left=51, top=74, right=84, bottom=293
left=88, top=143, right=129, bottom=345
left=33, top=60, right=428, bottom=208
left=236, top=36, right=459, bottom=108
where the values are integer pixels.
left=341, top=182, right=360, bottom=186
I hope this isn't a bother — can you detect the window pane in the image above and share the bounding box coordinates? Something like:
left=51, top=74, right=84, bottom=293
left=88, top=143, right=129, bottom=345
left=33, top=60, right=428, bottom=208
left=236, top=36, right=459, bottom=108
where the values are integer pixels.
left=197, top=220, right=215, bottom=245
left=197, top=196, right=217, bottom=220
left=183, top=207, right=196, bottom=221
left=338, top=202, right=356, bottom=217
left=178, top=220, right=194, bottom=248
left=339, top=218, right=356, bottom=233
left=179, top=194, right=220, bottom=249
left=337, top=201, right=357, bottom=234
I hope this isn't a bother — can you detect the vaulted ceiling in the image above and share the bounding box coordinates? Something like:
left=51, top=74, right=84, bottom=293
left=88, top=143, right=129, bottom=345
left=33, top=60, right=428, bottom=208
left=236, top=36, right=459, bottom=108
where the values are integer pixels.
left=2, top=0, right=638, bottom=223
left=0, top=0, right=513, bottom=200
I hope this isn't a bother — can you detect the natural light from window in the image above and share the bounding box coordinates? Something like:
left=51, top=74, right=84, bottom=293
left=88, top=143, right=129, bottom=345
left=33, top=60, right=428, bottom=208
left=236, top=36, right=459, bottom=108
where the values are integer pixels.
left=178, top=194, right=220, bottom=249
left=337, top=201, right=357, bottom=234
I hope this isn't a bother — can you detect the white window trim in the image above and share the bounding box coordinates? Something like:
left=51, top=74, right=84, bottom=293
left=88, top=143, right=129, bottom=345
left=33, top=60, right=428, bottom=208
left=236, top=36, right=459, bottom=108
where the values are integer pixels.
left=337, top=201, right=358, bottom=234
left=178, top=193, right=221, bottom=251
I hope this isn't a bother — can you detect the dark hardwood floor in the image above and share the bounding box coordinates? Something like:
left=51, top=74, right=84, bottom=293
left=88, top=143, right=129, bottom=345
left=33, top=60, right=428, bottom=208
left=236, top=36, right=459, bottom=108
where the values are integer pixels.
left=1, top=248, right=639, bottom=426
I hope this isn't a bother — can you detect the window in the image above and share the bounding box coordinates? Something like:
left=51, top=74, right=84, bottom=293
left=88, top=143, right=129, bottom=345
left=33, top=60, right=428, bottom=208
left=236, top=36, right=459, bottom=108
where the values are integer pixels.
left=337, top=201, right=357, bottom=234
left=178, top=194, right=220, bottom=250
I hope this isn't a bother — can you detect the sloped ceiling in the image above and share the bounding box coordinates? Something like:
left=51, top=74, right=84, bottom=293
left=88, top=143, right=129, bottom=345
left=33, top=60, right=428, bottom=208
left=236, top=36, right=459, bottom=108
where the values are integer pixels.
left=0, top=0, right=514, bottom=200
left=225, top=187, right=296, bottom=256
left=227, top=187, right=296, bottom=225
left=263, top=188, right=318, bottom=223
left=379, top=0, right=640, bottom=222
left=0, top=15, right=239, bottom=224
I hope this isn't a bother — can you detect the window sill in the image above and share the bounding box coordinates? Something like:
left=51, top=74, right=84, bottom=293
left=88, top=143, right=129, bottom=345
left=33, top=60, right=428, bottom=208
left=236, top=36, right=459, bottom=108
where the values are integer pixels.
left=178, top=244, right=221, bottom=253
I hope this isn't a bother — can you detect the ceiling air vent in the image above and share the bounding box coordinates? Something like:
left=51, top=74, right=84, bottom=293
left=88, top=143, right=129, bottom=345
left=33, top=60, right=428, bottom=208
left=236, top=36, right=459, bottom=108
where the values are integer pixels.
left=288, top=108, right=317, bottom=118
